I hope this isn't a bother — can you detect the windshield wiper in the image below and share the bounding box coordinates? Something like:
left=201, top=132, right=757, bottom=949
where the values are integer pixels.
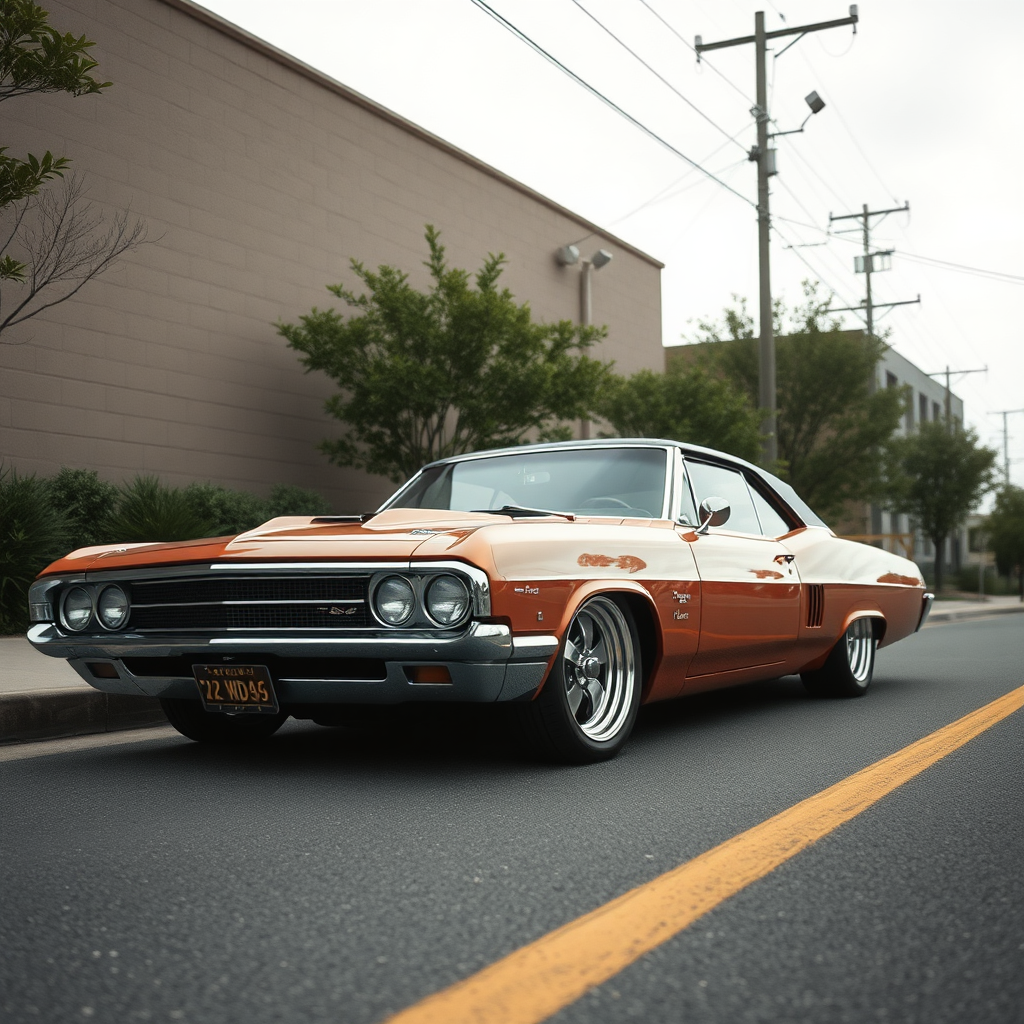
left=470, top=505, right=576, bottom=521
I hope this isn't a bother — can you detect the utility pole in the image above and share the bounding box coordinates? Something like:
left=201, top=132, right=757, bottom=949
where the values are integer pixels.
left=925, top=366, right=987, bottom=430
left=696, top=6, right=859, bottom=466
left=989, top=408, right=1024, bottom=483
left=829, top=202, right=919, bottom=339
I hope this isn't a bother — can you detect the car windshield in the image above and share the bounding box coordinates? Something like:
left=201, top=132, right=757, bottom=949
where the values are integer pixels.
left=387, top=447, right=669, bottom=518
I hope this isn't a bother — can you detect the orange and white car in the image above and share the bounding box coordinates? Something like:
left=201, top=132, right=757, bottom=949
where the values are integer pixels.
left=27, top=440, right=932, bottom=762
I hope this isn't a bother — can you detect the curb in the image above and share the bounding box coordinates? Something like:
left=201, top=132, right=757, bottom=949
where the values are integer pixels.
left=926, top=603, right=1024, bottom=625
left=0, top=688, right=167, bottom=745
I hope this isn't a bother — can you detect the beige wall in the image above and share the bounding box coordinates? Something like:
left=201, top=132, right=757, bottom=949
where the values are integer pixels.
left=0, top=0, right=663, bottom=512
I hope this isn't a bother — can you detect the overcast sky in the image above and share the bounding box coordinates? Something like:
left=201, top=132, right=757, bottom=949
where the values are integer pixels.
left=202, top=0, right=1024, bottom=486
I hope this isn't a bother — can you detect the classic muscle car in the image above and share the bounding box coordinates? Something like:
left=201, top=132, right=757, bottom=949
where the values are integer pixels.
left=27, top=440, right=933, bottom=762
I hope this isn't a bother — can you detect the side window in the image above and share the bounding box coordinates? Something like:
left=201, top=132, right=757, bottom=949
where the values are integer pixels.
left=749, top=484, right=792, bottom=537
left=685, top=461, right=761, bottom=535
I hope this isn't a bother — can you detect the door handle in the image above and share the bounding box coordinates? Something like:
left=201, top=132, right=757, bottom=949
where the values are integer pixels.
left=774, top=553, right=796, bottom=564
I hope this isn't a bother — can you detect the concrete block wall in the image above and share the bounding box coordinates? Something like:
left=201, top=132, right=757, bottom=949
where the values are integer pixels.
left=0, top=0, right=663, bottom=513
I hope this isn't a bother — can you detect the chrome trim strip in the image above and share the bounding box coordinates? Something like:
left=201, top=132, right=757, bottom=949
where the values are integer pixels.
left=916, top=591, right=935, bottom=632
left=512, top=635, right=559, bottom=649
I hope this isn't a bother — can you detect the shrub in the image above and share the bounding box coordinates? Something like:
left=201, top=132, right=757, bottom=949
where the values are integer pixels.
left=0, top=467, right=68, bottom=633
left=265, top=483, right=332, bottom=519
left=45, top=467, right=119, bottom=549
left=103, top=476, right=218, bottom=543
left=182, top=482, right=269, bottom=536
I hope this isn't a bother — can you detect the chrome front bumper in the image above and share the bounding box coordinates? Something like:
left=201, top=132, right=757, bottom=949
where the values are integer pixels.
left=27, top=622, right=559, bottom=704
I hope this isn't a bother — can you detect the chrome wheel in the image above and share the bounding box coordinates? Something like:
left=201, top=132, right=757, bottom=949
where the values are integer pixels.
left=561, top=596, right=637, bottom=742
left=801, top=615, right=878, bottom=698
left=846, top=617, right=875, bottom=683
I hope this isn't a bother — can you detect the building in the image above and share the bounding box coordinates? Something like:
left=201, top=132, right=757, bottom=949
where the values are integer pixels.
left=1, top=0, right=664, bottom=512
left=872, top=344, right=965, bottom=574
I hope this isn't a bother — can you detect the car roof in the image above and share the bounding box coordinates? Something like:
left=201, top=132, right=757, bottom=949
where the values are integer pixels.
left=417, top=438, right=828, bottom=529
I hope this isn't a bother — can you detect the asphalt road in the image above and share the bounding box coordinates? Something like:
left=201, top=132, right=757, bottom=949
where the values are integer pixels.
left=2, top=614, right=1022, bottom=1024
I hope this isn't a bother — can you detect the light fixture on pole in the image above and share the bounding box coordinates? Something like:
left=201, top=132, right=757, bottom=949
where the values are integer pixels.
left=556, top=244, right=614, bottom=438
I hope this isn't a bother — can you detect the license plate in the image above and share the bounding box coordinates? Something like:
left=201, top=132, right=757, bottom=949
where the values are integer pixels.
left=192, top=664, right=279, bottom=714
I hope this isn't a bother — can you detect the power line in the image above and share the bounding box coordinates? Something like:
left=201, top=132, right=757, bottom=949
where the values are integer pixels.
left=468, top=0, right=756, bottom=208
left=775, top=216, right=1024, bottom=286
left=633, top=0, right=755, bottom=106
left=568, top=0, right=746, bottom=152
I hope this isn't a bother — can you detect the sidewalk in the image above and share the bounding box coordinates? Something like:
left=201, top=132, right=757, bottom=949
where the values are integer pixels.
left=2, top=596, right=1021, bottom=744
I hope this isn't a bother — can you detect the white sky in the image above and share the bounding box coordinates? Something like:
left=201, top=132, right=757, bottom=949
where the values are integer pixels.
left=202, top=0, right=1024, bottom=487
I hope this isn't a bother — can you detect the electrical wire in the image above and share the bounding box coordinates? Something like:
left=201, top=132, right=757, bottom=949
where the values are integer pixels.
left=568, top=0, right=747, bottom=152
left=468, top=0, right=756, bottom=208
left=633, top=0, right=755, bottom=106
left=773, top=216, right=1024, bottom=286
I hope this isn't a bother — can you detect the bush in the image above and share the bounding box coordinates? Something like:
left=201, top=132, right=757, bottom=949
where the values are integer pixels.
left=103, top=476, right=218, bottom=543
left=265, top=483, right=332, bottom=519
left=953, top=565, right=1013, bottom=596
left=182, top=482, right=270, bottom=536
left=46, top=467, right=119, bottom=549
left=0, top=467, right=68, bottom=633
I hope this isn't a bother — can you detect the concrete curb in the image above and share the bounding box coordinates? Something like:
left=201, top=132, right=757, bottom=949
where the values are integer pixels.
left=0, top=688, right=167, bottom=745
left=926, top=603, right=1024, bottom=625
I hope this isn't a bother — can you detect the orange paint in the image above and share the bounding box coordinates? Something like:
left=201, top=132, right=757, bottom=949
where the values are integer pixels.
left=877, top=572, right=922, bottom=586
left=577, top=553, right=647, bottom=573
left=748, top=568, right=784, bottom=580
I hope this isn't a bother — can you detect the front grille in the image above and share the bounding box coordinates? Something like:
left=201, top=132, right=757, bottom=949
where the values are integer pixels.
left=126, top=574, right=371, bottom=632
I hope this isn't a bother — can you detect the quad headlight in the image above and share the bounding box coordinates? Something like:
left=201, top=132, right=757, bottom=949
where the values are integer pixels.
left=97, top=585, right=129, bottom=630
left=425, top=574, right=470, bottom=626
left=61, top=587, right=94, bottom=632
left=374, top=576, right=416, bottom=625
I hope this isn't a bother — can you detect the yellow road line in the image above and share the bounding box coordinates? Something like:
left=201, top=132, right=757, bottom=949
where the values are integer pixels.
left=384, top=684, right=1024, bottom=1024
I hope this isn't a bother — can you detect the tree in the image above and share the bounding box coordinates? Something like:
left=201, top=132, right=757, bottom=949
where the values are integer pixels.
left=595, top=363, right=761, bottom=463
left=884, top=421, right=997, bottom=591
left=278, top=226, right=612, bottom=483
left=987, top=485, right=1024, bottom=601
left=687, top=285, right=906, bottom=521
left=0, top=0, right=143, bottom=336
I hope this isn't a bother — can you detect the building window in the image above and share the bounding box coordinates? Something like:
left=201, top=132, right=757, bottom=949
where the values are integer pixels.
left=919, top=393, right=928, bottom=423
left=904, top=398, right=914, bottom=432
left=933, top=400, right=941, bottom=422
left=886, top=371, right=898, bottom=389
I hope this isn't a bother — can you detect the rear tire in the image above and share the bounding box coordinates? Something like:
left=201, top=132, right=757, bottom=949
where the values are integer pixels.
left=160, top=698, right=289, bottom=743
left=801, top=617, right=876, bottom=698
left=521, top=595, right=641, bottom=763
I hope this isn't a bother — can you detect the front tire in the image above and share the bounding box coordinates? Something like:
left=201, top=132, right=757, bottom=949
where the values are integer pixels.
left=522, top=595, right=641, bottom=763
left=801, top=617, right=876, bottom=698
left=160, top=698, right=289, bottom=743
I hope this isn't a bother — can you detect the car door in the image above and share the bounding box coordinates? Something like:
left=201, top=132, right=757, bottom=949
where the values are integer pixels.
left=678, top=459, right=801, bottom=681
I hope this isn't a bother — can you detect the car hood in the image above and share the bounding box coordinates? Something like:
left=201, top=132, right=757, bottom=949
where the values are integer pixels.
left=37, top=509, right=559, bottom=576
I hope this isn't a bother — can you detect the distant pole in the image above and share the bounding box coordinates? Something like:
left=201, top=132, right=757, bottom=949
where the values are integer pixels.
left=990, top=408, right=1024, bottom=483
left=862, top=204, right=873, bottom=339
left=925, top=366, right=986, bottom=432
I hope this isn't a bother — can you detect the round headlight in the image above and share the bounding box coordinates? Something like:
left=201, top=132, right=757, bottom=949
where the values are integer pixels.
left=374, top=576, right=415, bottom=625
left=425, top=575, right=470, bottom=626
left=61, top=587, right=94, bottom=632
left=97, top=585, right=129, bottom=630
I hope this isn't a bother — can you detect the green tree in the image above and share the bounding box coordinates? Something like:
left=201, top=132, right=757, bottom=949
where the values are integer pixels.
left=884, top=421, right=998, bottom=591
left=278, top=226, right=612, bottom=483
left=688, top=285, right=906, bottom=521
left=1, top=1, right=143, bottom=334
left=987, top=485, right=1024, bottom=601
left=595, top=363, right=761, bottom=463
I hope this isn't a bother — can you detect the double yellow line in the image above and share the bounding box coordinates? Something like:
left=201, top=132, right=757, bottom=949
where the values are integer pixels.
left=385, top=685, right=1024, bottom=1024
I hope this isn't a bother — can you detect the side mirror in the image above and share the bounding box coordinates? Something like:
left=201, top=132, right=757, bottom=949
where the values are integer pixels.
left=697, top=496, right=731, bottom=534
